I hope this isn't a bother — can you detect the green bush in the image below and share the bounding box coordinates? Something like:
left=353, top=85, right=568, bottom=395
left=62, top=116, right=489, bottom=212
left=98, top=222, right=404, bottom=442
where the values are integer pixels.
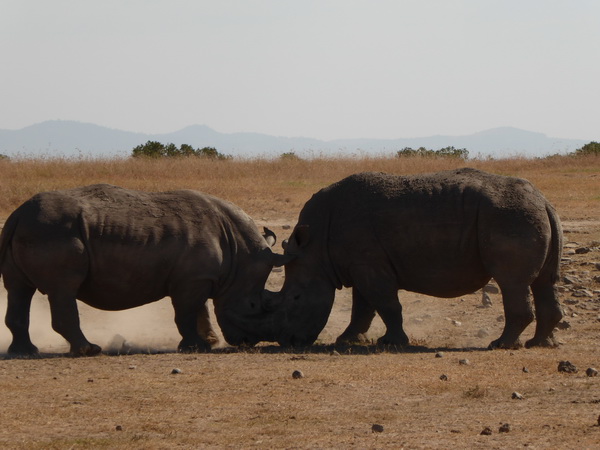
left=279, top=151, right=301, bottom=160
left=131, top=141, right=231, bottom=159
left=572, top=141, right=600, bottom=156
left=396, top=146, right=469, bottom=159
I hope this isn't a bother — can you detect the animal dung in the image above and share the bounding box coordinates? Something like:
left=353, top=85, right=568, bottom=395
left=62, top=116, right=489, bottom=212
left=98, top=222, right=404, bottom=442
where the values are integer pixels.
left=480, top=427, right=493, bottom=436
left=557, top=361, right=578, bottom=373
left=371, top=424, right=384, bottom=433
left=292, top=370, right=304, bottom=379
left=499, top=423, right=511, bottom=433
left=586, top=367, right=598, bottom=377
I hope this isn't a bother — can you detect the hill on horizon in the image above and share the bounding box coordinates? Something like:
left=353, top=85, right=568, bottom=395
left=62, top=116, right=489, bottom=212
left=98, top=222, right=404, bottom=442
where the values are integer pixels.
left=0, top=120, right=589, bottom=159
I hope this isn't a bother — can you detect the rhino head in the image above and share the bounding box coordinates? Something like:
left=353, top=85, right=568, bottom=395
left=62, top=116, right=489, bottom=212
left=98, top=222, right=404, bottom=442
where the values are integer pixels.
left=213, top=227, right=292, bottom=346
left=272, top=225, right=337, bottom=347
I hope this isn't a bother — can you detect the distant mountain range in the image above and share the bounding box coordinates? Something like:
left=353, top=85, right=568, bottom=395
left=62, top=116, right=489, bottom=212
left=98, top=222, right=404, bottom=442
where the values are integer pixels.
left=0, top=120, right=589, bottom=158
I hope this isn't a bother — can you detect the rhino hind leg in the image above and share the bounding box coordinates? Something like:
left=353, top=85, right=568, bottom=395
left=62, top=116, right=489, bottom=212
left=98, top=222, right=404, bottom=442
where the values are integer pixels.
left=488, top=284, right=534, bottom=350
left=336, top=287, right=376, bottom=345
left=5, top=284, right=39, bottom=356
left=525, top=279, right=563, bottom=348
left=48, top=292, right=101, bottom=356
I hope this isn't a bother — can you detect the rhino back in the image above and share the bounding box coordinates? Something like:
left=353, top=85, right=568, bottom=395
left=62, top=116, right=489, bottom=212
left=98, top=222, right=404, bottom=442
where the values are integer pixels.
left=303, top=169, right=553, bottom=296
left=10, top=184, right=257, bottom=309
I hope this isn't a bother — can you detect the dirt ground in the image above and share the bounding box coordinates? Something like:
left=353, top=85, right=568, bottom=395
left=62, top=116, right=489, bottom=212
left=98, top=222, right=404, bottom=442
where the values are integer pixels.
left=0, top=215, right=599, bottom=449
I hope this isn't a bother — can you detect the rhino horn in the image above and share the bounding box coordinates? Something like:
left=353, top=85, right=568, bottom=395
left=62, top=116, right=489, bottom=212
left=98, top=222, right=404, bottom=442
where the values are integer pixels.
left=262, top=227, right=277, bottom=247
left=259, top=247, right=296, bottom=267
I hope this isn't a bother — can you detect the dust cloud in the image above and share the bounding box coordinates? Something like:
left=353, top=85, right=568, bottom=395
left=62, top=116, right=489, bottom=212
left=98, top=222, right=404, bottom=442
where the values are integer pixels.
left=0, top=288, right=223, bottom=355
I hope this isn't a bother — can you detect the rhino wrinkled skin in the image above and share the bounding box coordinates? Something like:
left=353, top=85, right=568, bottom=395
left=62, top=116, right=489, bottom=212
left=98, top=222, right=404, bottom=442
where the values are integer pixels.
left=0, top=184, right=284, bottom=356
left=274, top=168, right=564, bottom=349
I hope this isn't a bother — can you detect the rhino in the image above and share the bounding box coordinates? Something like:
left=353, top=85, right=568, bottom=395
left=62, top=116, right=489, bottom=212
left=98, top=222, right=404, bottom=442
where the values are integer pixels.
left=268, top=168, right=564, bottom=349
left=0, top=184, right=285, bottom=356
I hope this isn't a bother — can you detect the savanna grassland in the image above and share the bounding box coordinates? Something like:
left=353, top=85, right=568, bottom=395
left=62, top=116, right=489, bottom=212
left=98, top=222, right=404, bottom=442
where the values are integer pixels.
left=0, top=154, right=599, bottom=449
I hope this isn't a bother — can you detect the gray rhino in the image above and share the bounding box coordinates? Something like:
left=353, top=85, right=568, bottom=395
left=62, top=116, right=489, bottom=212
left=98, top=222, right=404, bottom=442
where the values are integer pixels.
left=271, top=168, right=563, bottom=349
left=0, top=184, right=285, bottom=356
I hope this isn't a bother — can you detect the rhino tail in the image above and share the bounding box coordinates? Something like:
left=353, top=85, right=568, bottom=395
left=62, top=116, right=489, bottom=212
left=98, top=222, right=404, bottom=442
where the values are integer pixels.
left=0, top=210, right=20, bottom=274
left=540, top=204, right=563, bottom=285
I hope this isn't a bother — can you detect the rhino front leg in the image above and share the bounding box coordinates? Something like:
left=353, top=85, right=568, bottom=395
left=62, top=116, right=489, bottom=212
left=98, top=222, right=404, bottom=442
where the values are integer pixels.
left=48, top=292, right=101, bottom=356
left=350, top=267, right=409, bottom=347
left=171, top=283, right=213, bottom=352
left=336, top=287, right=376, bottom=345
left=197, top=302, right=219, bottom=347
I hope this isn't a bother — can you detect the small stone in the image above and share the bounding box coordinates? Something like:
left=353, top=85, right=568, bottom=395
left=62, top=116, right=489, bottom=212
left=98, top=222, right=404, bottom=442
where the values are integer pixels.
left=459, top=359, right=470, bottom=365
left=480, top=427, right=493, bottom=436
left=282, top=224, right=291, bottom=230
left=511, top=391, right=524, bottom=400
left=558, top=360, right=578, bottom=373
left=439, top=374, right=448, bottom=381
left=496, top=315, right=504, bottom=322
left=481, top=292, right=493, bottom=307
left=292, top=370, right=304, bottom=379
left=371, top=424, right=384, bottom=433
left=575, top=247, right=591, bottom=254
left=128, top=365, right=136, bottom=370
left=452, top=320, right=462, bottom=327
left=586, top=367, right=598, bottom=377
left=573, top=289, right=594, bottom=298
left=330, top=350, right=341, bottom=356
left=87, top=378, right=94, bottom=383
left=476, top=328, right=490, bottom=338
left=435, top=352, right=444, bottom=358
left=556, top=320, right=571, bottom=330
left=483, top=284, right=500, bottom=294
left=522, top=367, right=529, bottom=373
left=171, top=368, right=182, bottom=374
left=499, top=423, right=511, bottom=433
left=115, top=425, right=123, bottom=431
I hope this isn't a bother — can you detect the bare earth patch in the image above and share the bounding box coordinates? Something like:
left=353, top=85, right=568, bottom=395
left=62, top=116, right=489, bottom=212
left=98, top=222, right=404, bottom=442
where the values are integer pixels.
left=0, top=157, right=599, bottom=448
left=1, top=218, right=599, bottom=449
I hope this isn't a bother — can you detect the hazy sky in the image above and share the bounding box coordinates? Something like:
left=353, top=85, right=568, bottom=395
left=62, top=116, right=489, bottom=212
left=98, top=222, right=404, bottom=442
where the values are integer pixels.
left=1, top=0, right=598, bottom=141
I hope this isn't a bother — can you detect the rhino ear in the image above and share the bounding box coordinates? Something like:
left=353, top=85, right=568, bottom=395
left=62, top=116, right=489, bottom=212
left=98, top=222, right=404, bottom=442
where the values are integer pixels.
left=292, top=225, right=310, bottom=248
left=262, top=227, right=277, bottom=247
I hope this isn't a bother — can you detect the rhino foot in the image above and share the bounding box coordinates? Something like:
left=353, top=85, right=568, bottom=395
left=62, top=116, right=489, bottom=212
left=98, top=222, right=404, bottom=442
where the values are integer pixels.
left=335, top=332, right=369, bottom=346
left=377, top=332, right=409, bottom=348
left=8, top=341, right=40, bottom=357
left=525, top=335, right=560, bottom=348
left=488, top=338, right=523, bottom=350
left=70, top=343, right=102, bottom=357
left=178, top=339, right=212, bottom=353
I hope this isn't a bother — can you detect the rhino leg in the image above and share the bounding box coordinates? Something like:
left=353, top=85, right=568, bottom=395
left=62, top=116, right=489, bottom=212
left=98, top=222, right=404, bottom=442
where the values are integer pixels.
left=5, top=284, right=39, bottom=356
left=48, top=292, right=101, bottom=356
left=488, top=285, right=534, bottom=349
left=197, top=302, right=219, bottom=347
left=350, top=267, right=409, bottom=347
left=336, top=287, right=376, bottom=345
left=171, top=284, right=213, bottom=352
left=525, top=279, right=563, bottom=348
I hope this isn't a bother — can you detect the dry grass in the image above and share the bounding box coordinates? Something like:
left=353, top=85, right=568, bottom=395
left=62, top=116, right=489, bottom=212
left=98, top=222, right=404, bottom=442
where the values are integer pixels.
left=0, top=154, right=599, bottom=448
left=1, top=154, right=598, bottom=221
